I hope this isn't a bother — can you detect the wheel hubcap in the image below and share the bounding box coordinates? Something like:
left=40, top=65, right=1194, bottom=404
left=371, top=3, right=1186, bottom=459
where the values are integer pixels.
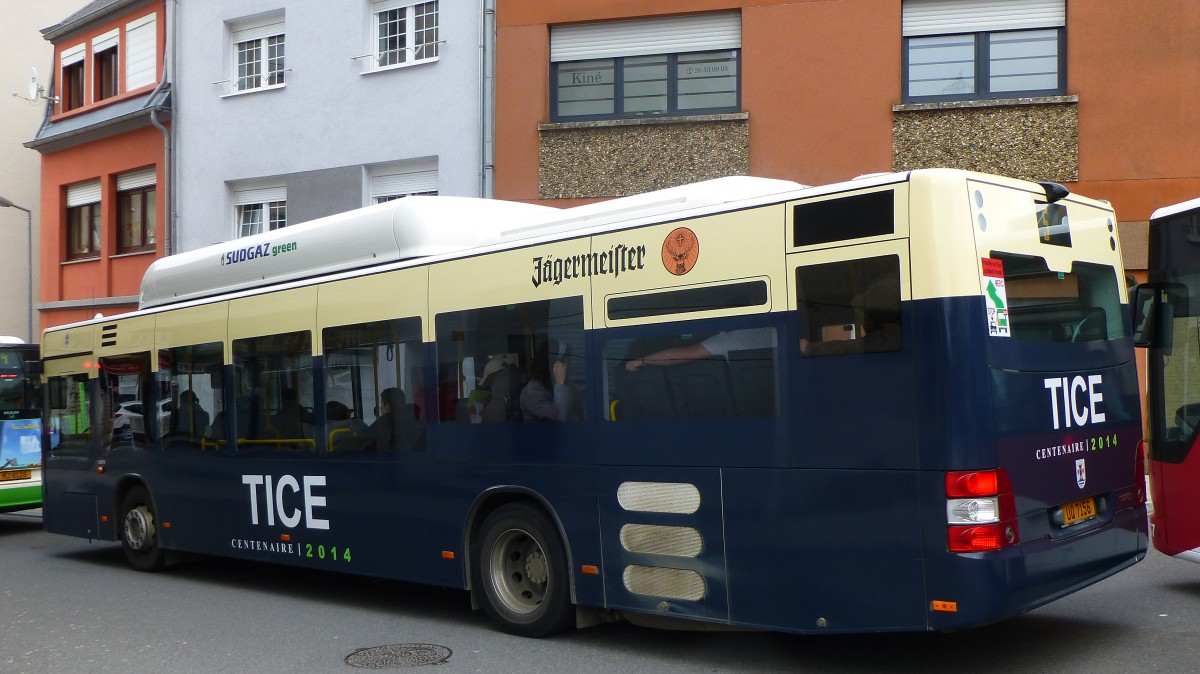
left=124, top=505, right=155, bottom=551
left=489, top=529, right=547, bottom=615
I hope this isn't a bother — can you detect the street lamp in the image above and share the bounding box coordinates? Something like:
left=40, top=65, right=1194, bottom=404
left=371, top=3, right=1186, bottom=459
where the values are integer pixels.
left=0, top=195, right=34, bottom=343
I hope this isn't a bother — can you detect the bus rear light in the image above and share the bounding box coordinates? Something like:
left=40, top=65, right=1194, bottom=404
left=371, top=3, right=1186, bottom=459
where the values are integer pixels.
left=945, top=469, right=1011, bottom=498
left=948, top=522, right=1017, bottom=552
left=947, top=497, right=999, bottom=524
left=945, top=468, right=1018, bottom=552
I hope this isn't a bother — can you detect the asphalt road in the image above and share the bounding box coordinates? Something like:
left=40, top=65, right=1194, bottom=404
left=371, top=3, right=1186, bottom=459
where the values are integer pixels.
left=3, top=508, right=1198, bottom=674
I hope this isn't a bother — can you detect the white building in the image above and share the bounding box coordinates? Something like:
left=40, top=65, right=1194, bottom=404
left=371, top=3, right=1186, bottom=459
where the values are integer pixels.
left=173, top=0, right=495, bottom=252
left=0, top=1, right=90, bottom=341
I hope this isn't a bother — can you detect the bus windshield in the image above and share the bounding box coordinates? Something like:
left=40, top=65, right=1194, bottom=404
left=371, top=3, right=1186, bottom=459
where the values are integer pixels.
left=0, top=343, right=43, bottom=513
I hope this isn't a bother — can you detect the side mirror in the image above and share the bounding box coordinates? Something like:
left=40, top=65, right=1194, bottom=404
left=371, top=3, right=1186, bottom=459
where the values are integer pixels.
left=24, top=359, right=43, bottom=376
left=48, top=377, right=67, bottom=409
left=1131, top=282, right=1188, bottom=349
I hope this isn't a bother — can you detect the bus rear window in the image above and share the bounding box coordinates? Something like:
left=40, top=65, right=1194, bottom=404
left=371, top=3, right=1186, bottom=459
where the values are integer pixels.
left=991, top=253, right=1126, bottom=343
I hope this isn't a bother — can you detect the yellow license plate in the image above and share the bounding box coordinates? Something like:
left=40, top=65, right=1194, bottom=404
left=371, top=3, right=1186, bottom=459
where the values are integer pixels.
left=0, top=469, right=32, bottom=482
left=1062, top=496, right=1097, bottom=527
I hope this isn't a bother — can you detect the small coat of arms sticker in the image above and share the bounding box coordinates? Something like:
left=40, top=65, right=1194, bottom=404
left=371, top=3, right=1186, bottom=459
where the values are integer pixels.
left=1075, top=458, right=1087, bottom=489
left=662, top=227, right=699, bottom=276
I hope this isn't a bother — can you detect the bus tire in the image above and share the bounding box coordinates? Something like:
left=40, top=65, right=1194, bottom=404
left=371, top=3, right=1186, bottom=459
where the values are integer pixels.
left=120, top=485, right=166, bottom=572
left=475, top=503, right=574, bottom=637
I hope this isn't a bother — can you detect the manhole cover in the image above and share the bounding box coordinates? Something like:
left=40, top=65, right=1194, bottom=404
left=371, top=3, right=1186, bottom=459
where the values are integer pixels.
left=345, top=643, right=452, bottom=669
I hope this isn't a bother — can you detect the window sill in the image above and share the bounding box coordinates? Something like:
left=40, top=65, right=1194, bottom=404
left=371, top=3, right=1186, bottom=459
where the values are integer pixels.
left=892, top=95, right=1078, bottom=112
left=221, top=83, right=287, bottom=99
left=361, top=56, right=439, bottom=76
left=539, top=112, right=749, bottom=132
left=50, top=84, right=161, bottom=122
left=111, top=249, right=156, bottom=259
left=61, top=256, right=100, bottom=266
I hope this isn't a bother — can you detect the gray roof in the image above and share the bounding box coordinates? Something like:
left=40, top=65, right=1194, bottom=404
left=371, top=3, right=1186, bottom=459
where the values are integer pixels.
left=25, top=85, right=171, bottom=153
left=42, top=0, right=154, bottom=42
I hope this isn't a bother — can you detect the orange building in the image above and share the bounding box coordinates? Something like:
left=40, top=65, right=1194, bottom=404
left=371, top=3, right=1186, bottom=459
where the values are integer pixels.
left=494, top=0, right=1200, bottom=280
left=26, top=0, right=168, bottom=330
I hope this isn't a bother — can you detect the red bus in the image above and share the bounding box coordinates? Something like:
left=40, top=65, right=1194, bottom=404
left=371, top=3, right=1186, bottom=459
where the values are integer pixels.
left=1136, top=198, right=1200, bottom=561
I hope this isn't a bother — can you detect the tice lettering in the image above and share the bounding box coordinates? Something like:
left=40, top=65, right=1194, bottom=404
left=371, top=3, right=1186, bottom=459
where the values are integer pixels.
left=1044, top=375, right=1106, bottom=430
left=241, top=474, right=330, bottom=530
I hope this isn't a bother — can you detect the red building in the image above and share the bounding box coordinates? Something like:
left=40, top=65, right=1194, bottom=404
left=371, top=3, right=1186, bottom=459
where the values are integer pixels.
left=27, top=0, right=168, bottom=330
left=494, top=0, right=1200, bottom=283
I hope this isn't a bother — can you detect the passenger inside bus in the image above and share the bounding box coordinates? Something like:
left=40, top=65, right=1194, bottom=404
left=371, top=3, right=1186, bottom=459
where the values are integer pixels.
left=270, top=387, right=309, bottom=439
left=624, top=328, right=775, bottom=371
left=370, top=387, right=426, bottom=451
left=521, top=344, right=579, bottom=421
left=173, top=390, right=210, bottom=440
left=478, top=357, right=526, bottom=423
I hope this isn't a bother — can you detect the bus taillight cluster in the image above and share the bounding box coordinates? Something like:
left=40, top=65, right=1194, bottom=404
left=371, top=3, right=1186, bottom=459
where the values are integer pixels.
left=945, top=469, right=1019, bottom=553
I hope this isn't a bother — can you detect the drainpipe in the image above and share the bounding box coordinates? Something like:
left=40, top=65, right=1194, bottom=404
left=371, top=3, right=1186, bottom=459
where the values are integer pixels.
left=479, top=0, right=495, bottom=199
left=149, top=0, right=176, bottom=256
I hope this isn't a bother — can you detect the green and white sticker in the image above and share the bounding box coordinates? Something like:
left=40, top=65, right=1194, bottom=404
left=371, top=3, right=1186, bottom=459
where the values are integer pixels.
left=982, top=258, right=1010, bottom=338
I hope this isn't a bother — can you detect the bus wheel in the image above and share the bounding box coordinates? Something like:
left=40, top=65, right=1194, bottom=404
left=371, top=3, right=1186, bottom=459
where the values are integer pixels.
left=476, top=503, right=573, bottom=637
left=120, top=486, right=166, bottom=572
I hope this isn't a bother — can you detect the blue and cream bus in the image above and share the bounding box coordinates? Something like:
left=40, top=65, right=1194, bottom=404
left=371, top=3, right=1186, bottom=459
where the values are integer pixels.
left=0, top=338, right=43, bottom=513
left=40, top=169, right=1145, bottom=636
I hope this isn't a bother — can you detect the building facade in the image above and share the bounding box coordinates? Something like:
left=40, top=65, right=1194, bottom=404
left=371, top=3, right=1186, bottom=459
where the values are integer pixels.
left=27, top=0, right=169, bottom=330
left=494, top=0, right=1197, bottom=279
left=0, top=0, right=90, bottom=341
left=172, top=0, right=494, bottom=253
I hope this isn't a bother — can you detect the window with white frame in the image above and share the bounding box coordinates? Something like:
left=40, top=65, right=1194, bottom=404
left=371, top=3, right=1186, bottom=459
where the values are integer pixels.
left=372, top=0, right=439, bottom=69
left=233, top=183, right=287, bottom=237
left=66, top=179, right=102, bottom=260
left=902, top=0, right=1065, bottom=103
left=60, top=43, right=86, bottom=111
left=370, top=163, right=438, bottom=203
left=117, top=167, right=157, bottom=253
left=92, top=29, right=119, bottom=101
left=550, top=13, right=741, bottom=122
left=231, top=14, right=286, bottom=92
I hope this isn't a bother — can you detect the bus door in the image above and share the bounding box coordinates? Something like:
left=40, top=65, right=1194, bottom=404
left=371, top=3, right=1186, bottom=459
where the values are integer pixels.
left=1138, top=280, right=1200, bottom=558
left=42, top=345, right=101, bottom=539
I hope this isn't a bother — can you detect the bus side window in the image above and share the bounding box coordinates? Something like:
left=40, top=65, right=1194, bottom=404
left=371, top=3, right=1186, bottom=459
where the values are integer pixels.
left=232, top=331, right=315, bottom=453
left=322, top=317, right=423, bottom=453
left=436, top=297, right=585, bottom=424
left=158, top=343, right=223, bottom=452
left=47, top=374, right=91, bottom=459
left=796, top=255, right=903, bottom=357
left=99, top=353, right=155, bottom=452
left=605, top=326, right=779, bottom=421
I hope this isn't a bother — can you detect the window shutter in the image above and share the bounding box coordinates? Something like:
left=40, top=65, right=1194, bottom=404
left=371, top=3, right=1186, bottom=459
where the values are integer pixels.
left=117, top=168, right=157, bottom=191
left=126, top=14, right=157, bottom=90
left=371, top=170, right=438, bottom=199
left=902, top=0, right=1065, bottom=36
left=66, top=180, right=102, bottom=207
left=233, top=184, right=287, bottom=206
left=92, top=29, right=118, bottom=52
left=551, top=12, right=741, bottom=62
left=61, top=43, right=85, bottom=67
left=233, top=18, right=285, bottom=43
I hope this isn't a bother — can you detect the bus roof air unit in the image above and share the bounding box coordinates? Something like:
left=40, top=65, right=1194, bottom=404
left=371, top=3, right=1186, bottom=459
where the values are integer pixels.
left=139, top=177, right=805, bottom=310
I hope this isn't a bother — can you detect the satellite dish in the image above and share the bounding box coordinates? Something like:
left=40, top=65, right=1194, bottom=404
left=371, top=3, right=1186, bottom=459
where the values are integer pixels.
left=28, top=67, right=38, bottom=101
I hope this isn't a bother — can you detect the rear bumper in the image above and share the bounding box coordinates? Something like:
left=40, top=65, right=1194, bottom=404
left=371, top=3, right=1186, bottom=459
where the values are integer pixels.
left=925, top=504, right=1147, bottom=630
